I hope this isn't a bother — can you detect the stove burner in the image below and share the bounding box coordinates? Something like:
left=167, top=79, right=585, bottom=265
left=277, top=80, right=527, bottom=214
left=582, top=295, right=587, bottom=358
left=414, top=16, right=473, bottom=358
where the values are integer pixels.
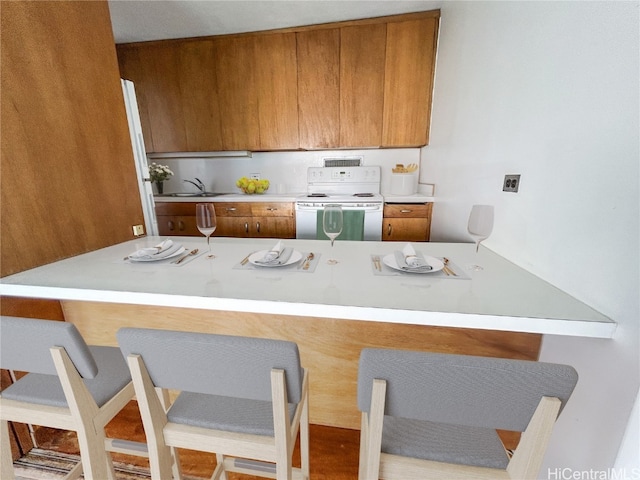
left=307, top=193, right=328, bottom=197
left=353, top=193, right=374, bottom=197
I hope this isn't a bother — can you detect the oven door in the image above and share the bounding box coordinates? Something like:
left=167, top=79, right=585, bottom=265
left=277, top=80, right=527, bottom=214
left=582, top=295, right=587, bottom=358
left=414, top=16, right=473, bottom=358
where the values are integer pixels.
left=295, top=203, right=383, bottom=241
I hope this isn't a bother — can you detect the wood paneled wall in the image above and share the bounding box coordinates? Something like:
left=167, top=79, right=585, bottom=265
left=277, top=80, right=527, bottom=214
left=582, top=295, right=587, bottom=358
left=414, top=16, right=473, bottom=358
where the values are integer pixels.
left=0, top=1, right=144, bottom=277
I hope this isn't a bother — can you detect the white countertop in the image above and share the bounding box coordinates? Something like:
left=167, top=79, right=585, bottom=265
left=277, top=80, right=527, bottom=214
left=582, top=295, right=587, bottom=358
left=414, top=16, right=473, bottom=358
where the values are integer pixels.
left=0, top=237, right=615, bottom=338
left=153, top=193, right=435, bottom=203
left=154, top=193, right=304, bottom=203
left=382, top=193, right=435, bottom=203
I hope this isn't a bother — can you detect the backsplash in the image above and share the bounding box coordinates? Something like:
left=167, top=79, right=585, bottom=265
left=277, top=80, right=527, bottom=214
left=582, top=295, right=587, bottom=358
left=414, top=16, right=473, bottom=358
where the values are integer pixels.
left=151, top=148, right=424, bottom=195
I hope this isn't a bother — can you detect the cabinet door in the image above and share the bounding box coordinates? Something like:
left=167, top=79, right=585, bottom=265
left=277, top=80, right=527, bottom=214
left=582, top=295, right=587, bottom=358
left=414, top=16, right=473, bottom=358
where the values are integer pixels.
left=252, top=217, right=295, bottom=238
left=384, top=218, right=430, bottom=242
left=382, top=17, right=439, bottom=147
left=214, top=36, right=260, bottom=150
left=297, top=29, right=340, bottom=149
left=157, top=215, right=199, bottom=236
left=254, top=33, right=299, bottom=150
left=216, top=216, right=252, bottom=237
left=339, top=23, right=386, bottom=147
left=136, top=43, right=187, bottom=153
left=179, top=40, right=223, bottom=151
left=117, top=47, right=155, bottom=153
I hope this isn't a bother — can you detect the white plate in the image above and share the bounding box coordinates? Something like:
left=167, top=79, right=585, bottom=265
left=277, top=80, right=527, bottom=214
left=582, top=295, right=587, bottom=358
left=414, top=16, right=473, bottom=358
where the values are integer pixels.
left=128, top=245, right=185, bottom=262
left=382, top=253, right=444, bottom=273
left=248, top=249, right=303, bottom=267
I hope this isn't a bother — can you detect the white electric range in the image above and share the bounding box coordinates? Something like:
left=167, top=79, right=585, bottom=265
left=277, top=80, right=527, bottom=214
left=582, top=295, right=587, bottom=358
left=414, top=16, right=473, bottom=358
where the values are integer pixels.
left=295, top=166, right=383, bottom=241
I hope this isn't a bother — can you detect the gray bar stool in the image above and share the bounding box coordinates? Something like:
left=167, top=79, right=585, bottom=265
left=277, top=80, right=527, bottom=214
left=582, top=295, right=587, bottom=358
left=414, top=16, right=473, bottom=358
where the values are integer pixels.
left=117, top=327, right=310, bottom=480
left=357, top=348, right=578, bottom=480
left=0, top=316, right=146, bottom=480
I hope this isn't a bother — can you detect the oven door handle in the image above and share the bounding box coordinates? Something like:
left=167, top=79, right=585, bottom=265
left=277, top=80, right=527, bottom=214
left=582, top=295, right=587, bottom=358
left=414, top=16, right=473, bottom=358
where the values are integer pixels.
left=295, top=204, right=381, bottom=211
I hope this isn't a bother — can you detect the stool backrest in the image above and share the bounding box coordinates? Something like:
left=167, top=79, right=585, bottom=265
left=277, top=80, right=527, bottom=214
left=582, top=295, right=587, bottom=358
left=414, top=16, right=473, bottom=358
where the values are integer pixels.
left=357, top=349, right=578, bottom=432
left=0, top=316, right=98, bottom=378
left=117, top=328, right=303, bottom=403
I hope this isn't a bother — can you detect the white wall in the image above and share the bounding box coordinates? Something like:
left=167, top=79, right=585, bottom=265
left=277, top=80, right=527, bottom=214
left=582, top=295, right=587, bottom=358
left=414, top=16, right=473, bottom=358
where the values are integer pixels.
left=423, top=0, right=639, bottom=474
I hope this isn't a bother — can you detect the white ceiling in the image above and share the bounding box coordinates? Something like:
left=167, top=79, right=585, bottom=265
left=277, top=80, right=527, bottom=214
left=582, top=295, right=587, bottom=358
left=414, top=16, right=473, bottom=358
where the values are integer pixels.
left=108, top=0, right=442, bottom=44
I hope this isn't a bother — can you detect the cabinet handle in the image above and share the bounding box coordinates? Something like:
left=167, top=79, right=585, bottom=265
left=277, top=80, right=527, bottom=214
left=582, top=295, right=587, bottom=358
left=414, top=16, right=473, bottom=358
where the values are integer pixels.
left=400, top=209, right=412, bottom=214
left=266, top=207, right=277, bottom=211
left=244, top=222, right=249, bottom=233
left=178, top=221, right=184, bottom=231
left=387, top=223, right=392, bottom=236
left=226, top=207, right=237, bottom=212
left=168, top=220, right=175, bottom=231
left=256, top=222, right=261, bottom=233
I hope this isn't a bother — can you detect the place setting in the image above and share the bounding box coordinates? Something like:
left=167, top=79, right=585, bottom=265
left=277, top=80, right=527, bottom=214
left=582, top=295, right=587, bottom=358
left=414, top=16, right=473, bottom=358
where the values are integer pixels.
left=122, top=239, right=204, bottom=266
left=233, top=240, right=320, bottom=272
left=370, top=243, right=468, bottom=278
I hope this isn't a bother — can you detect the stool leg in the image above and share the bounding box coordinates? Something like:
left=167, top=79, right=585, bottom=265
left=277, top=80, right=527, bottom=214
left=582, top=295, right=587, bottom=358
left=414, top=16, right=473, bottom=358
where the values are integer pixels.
left=1, top=420, right=16, bottom=480
left=76, top=426, right=113, bottom=480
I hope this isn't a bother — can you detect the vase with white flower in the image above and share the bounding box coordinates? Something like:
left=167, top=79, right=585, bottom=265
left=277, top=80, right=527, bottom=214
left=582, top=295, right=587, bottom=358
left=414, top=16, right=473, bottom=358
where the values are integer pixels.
left=148, top=162, right=173, bottom=194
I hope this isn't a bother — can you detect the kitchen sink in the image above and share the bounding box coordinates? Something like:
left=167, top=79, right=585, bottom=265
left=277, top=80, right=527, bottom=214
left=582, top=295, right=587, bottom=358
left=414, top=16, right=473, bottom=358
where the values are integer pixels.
left=157, top=192, right=224, bottom=197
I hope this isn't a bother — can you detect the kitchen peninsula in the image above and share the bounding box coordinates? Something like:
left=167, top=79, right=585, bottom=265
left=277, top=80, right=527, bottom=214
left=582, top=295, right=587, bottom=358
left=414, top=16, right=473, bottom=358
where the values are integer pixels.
left=0, top=237, right=615, bottom=428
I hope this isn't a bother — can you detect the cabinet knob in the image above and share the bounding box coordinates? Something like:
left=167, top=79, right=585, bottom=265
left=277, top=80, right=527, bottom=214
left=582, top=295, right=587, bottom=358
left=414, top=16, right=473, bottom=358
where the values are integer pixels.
left=387, top=223, right=392, bottom=236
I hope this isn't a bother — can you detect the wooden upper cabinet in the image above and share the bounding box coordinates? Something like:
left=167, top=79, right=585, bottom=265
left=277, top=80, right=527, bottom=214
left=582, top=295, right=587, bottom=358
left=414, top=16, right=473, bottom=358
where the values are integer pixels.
left=339, top=24, right=387, bottom=148
left=137, top=43, right=187, bottom=153
left=116, top=10, right=440, bottom=152
left=179, top=40, right=223, bottom=151
left=118, top=47, right=155, bottom=153
left=382, top=17, right=439, bottom=147
left=254, top=33, right=299, bottom=150
left=297, top=29, right=340, bottom=149
left=213, top=36, right=260, bottom=151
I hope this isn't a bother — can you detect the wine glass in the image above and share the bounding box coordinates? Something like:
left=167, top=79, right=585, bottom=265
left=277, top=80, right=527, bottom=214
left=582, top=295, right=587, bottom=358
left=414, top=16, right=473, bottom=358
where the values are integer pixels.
left=196, top=203, right=217, bottom=259
left=322, top=205, right=343, bottom=265
left=467, top=204, right=494, bottom=270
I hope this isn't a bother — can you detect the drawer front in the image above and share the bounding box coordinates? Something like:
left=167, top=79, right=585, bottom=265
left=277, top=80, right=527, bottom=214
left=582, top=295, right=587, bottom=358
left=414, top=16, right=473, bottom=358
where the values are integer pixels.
left=214, top=202, right=252, bottom=217
left=155, top=202, right=200, bottom=216
left=383, top=203, right=431, bottom=218
left=250, top=202, right=294, bottom=217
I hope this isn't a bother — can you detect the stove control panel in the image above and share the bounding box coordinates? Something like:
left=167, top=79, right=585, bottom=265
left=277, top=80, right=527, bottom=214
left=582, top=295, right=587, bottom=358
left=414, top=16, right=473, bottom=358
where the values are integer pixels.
left=307, top=166, right=381, bottom=184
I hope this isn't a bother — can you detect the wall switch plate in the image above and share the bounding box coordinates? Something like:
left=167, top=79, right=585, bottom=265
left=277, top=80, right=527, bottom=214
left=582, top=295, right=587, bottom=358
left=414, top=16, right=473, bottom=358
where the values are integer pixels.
left=132, top=224, right=145, bottom=236
left=250, top=173, right=260, bottom=180
left=503, top=174, right=521, bottom=193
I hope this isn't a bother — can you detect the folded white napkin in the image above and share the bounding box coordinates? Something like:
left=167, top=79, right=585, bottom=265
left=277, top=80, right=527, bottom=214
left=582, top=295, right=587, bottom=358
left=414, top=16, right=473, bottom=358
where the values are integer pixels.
left=128, top=239, right=174, bottom=260
left=261, top=240, right=284, bottom=262
left=256, top=241, right=293, bottom=265
left=394, top=243, right=432, bottom=271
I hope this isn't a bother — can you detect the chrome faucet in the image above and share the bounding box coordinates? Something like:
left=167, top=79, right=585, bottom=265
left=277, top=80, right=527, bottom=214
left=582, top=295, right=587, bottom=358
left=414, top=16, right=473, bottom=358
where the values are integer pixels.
left=184, top=178, right=206, bottom=193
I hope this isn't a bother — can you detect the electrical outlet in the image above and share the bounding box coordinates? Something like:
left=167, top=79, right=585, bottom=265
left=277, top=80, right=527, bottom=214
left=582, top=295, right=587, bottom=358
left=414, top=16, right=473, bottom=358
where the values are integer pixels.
left=250, top=173, right=260, bottom=180
left=132, top=224, right=145, bottom=236
left=503, top=174, right=521, bottom=193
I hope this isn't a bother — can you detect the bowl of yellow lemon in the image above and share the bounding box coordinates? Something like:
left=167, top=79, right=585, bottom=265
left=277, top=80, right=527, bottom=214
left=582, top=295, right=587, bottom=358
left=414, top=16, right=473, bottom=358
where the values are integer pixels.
left=236, top=177, right=270, bottom=194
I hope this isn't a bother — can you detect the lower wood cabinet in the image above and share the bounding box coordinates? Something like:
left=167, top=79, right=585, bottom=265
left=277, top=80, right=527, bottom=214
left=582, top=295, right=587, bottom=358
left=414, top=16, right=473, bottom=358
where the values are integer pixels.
left=156, top=201, right=295, bottom=239
left=382, top=202, right=433, bottom=242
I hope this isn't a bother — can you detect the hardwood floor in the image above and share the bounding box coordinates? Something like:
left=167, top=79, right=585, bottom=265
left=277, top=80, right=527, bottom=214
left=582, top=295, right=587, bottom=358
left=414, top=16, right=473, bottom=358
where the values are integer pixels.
left=33, top=400, right=362, bottom=479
